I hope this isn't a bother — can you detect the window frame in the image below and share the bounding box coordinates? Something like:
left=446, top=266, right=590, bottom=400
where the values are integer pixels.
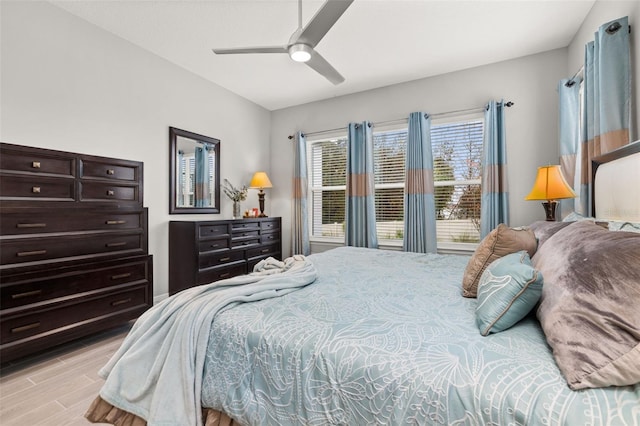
left=306, top=112, right=484, bottom=253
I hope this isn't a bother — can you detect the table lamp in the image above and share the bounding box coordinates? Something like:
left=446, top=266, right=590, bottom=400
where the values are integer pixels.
left=525, top=165, right=576, bottom=221
left=250, top=172, right=273, bottom=217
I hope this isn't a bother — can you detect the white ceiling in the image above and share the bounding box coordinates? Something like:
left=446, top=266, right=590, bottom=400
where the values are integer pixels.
left=50, top=0, right=596, bottom=111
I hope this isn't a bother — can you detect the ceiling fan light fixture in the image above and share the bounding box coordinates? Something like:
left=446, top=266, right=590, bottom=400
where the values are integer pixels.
left=289, top=44, right=312, bottom=62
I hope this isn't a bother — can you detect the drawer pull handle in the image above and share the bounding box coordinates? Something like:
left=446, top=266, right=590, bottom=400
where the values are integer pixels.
left=17, top=249, right=47, bottom=257
left=32, top=161, right=41, bottom=169
left=219, top=257, right=231, bottom=262
left=107, top=169, right=115, bottom=175
left=106, top=220, right=126, bottom=225
left=111, top=273, right=132, bottom=280
left=32, top=186, right=41, bottom=193
left=106, top=242, right=127, bottom=248
left=111, top=298, right=132, bottom=307
left=12, top=290, right=43, bottom=299
left=261, top=248, right=270, bottom=253
left=220, top=273, right=231, bottom=279
left=17, top=223, right=46, bottom=229
left=11, top=322, right=40, bottom=334
left=210, top=244, right=219, bottom=248
left=106, top=190, right=115, bottom=196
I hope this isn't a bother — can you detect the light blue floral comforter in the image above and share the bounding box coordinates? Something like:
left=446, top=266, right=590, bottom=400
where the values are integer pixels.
left=202, top=247, right=640, bottom=425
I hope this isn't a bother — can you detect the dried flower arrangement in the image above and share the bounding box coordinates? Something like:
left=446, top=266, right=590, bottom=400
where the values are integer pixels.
left=222, top=179, right=248, bottom=202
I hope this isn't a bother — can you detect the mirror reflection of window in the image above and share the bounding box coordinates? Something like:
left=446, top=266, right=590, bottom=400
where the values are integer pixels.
left=176, top=137, right=217, bottom=208
left=170, top=127, right=220, bottom=214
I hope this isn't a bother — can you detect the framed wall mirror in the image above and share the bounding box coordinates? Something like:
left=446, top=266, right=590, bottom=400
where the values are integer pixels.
left=169, top=127, right=220, bottom=214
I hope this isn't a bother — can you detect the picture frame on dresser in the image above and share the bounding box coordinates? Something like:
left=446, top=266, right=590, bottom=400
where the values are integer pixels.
left=0, top=142, right=154, bottom=363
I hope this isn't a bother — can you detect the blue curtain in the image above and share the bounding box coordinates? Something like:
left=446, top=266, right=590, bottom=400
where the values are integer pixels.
left=403, top=112, right=437, bottom=253
left=292, top=131, right=310, bottom=255
left=346, top=122, right=378, bottom=248
left=481, top=100, right=509, bottom=237
left=579, top=16, right=631, bottom=216
left=557, top=78, right=582, bottom=218
left=194, top=145, right=210, bottom=207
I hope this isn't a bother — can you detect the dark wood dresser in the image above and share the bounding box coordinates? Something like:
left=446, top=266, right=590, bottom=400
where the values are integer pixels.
left=169, top=217, right=281, bottom=295
left=0, top=142, right=153, bottom=363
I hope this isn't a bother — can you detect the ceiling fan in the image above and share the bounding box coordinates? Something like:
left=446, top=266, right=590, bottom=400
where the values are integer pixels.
left=212, top=0, right=354, bottom=85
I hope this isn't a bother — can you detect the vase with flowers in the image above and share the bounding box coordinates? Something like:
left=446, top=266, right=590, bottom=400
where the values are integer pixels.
left=223, top=179, right=248, bottom=219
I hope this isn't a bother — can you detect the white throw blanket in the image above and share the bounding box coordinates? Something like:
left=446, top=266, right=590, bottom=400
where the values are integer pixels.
left=98, top=255, right=316, bottom=426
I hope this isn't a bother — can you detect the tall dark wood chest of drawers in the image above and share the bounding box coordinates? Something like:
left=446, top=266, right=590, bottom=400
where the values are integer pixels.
left=169, top=217, right=281, bottom=295
left=0, top=142, right=153, bottom=363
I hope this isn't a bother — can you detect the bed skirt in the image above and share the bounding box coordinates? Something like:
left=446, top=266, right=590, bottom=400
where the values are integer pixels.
left=84, top=396, right=242, bottom=426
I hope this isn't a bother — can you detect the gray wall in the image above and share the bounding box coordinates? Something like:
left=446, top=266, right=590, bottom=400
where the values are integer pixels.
left=0, top=1, right=272, bottom=299
left=270, top=49, right=568, bottom=257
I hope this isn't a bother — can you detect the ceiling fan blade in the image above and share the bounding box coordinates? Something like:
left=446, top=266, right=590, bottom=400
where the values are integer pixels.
left=306, top=50, right=345, bottom=85
left=212, top=46, right=287, bottom=55
left=295, top=0, right=354, bottom=47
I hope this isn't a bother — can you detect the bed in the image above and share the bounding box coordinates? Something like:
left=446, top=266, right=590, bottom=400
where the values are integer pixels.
left=86, top=143, right=640, bottom=425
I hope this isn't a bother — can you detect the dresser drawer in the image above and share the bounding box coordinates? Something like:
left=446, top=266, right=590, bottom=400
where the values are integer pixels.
left=197, top=263, right=247, bottom=285
left=1, top=285, right=148, bottom=345
left=0, top=175, right=75, bottom=202
left=261, top=231, right=280, bottom=245
left=1, top=210, right=144, bottom=236
left=1, top=232, right=144, bottom=266
left=247, top=243, right=280, bottom=259
left=260, top=220, right=280, bottom=232
left=1, top=258, right=150, bottom=310
left=0, top=147, right=75, bottom=178
left=199, top=224, right=229, bottom=239
left=231, top=228, right=260, bottom=249
left=80, top=158, right=139, bottom=182
left=231, top=221, right=260, bottom=232
left=198, top=237, right=229, bottom=253
left=80, top=181, right=139, bottom=203
left=198, top=249, right=244, bottom=270
left=231, top=237, right=260, bottom=249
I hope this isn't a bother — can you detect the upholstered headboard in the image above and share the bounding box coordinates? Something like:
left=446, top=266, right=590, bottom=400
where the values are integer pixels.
left=592, top=142, right=640, bottom=222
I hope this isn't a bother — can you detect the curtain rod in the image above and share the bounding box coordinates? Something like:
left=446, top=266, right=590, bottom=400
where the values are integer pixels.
left=288, top=101, right=514, bottom=139
left=564, top=23, right=632, bottom=88
left=565, top=66, right=584, bottom=87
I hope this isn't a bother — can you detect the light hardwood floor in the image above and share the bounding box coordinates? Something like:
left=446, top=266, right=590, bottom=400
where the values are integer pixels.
left=0, top=324, right=131, bottom=425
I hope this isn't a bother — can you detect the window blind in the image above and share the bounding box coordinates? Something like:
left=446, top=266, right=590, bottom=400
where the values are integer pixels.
left=431, top=119, right=484, bottom=243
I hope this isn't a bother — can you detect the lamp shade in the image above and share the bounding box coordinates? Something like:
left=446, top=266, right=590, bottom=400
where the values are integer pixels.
left=525, top=165, right=576, bottom=201
left=249, top=172, right=273, bottom=189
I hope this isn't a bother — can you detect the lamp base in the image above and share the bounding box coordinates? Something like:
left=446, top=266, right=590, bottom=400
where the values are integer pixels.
left=541, top=200, right=558, bottom=221
left=257, top=190, right=267, bottom=217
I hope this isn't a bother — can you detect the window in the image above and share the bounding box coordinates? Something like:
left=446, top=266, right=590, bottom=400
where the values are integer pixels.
left=177, top=152, right=217, bottom=207
left=307, top=116, right=484, bottom=248
left=373, top=128, right=406, bottom=241
left=309, top=137, right=347, bottom=239
left=431, top=119, right=483, bottom=244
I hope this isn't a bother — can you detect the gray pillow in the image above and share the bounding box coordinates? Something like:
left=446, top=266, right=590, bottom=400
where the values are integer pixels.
left=534, top=220, right=640, bottom=390
left=528, top=221, right=571, bottom=248
left=476, top=251, right=543, bottom=336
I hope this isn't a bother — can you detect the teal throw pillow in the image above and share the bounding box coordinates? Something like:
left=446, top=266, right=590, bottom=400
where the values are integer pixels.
left=476, top=251, right=543, bottom=336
